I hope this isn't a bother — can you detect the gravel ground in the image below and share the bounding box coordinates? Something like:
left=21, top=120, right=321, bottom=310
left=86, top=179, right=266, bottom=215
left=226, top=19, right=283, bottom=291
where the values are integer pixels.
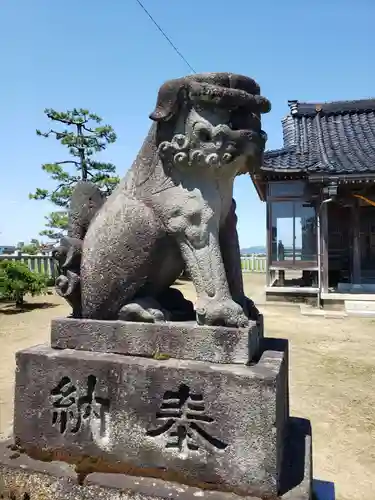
left=1, top=273, right=374, bottom=500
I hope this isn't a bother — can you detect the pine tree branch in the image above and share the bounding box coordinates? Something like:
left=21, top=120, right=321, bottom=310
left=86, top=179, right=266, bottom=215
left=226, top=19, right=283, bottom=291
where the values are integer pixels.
left=55, top=160, right=80, bottom=167
left=51, top=179, right=77, bottom=197
left=37, top=129, right=69, bottom=139
left=82, top=124, right=96, bottom=133
left=45, top=113, right=89, bottom=126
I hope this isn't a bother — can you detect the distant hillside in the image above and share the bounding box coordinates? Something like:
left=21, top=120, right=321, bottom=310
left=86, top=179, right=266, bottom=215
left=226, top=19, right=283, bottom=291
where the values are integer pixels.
left=240, top=246, right=266, bottom=255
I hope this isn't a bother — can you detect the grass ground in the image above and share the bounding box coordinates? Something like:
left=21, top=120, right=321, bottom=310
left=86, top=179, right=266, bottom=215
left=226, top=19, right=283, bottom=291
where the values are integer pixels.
left=1, top=273, right=374, bottom=500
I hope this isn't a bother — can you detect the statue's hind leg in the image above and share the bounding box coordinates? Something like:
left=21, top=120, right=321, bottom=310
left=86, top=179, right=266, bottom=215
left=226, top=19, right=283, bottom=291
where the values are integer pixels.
left=80, top=194, right=165, bottom=319
left=118, top=288, right=196, bottom=323
left=119, top=297, right=170, bottom=322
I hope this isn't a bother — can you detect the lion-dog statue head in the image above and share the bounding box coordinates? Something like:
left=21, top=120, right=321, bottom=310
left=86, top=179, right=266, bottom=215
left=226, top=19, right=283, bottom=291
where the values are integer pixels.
left=149, top=72, right=270, bottom=176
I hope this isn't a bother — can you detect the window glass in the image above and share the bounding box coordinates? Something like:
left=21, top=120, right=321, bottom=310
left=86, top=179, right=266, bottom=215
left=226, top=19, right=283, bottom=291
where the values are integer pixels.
left=270, top=201, right=317, bottom=264
left=295, top=202, right=317, bottom=262
left=271, top=201, right=294, bottom=262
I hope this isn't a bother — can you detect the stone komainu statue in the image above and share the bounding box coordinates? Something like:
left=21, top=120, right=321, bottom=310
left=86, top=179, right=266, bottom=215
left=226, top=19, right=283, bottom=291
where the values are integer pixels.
left=54, top=72, right=270, bottom=327
left=52, top=182, right=105, bottom=318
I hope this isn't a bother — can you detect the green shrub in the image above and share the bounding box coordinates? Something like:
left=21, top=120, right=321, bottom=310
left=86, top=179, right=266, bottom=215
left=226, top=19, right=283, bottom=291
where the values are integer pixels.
left=0, top=260, right=48, bottom=306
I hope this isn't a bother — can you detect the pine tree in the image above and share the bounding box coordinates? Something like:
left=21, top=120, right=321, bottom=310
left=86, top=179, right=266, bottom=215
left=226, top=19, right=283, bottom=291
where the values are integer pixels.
left=30, top=108, right=119, bottom=241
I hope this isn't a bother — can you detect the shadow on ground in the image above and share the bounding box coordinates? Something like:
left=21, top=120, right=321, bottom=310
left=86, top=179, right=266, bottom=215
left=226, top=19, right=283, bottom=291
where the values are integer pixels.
left=0, top=302, right=59, bottom=315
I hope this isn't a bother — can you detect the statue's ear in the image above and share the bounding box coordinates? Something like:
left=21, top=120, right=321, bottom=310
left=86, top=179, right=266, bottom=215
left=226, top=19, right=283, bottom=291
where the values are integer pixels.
left=149, top=79, right=188, bottom=122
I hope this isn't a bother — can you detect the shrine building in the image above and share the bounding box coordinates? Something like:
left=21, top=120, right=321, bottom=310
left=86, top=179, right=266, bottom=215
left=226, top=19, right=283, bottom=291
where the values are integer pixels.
left=252, top=98, right=375, bottom=306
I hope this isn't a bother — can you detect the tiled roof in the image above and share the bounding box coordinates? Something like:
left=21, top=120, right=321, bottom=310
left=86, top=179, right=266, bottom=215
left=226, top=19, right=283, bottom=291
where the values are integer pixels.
left=263, top=99, right=375, bottom=174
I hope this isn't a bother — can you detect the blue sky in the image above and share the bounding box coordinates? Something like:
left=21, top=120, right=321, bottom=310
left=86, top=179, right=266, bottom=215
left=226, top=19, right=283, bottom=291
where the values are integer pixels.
left=1, top=0, right=375, bottom=248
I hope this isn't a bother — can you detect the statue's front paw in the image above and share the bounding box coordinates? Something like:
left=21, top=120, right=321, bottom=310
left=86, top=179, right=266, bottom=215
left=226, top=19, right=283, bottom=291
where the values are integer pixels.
left=196, top=299, right=249, bottom=328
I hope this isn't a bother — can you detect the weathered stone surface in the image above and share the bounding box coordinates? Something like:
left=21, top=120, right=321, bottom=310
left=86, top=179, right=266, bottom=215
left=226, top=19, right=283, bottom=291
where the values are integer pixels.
left=50, top=318, right=261, bottom=364
left=52, top=181, right=106, bottom=318
left=78, top=73, right=270, bottom=327
left=0, top=437, right=257, bottom=500
left=14, top=339, right=288, bottom=498
left=0, top=417, right=312, bottom=499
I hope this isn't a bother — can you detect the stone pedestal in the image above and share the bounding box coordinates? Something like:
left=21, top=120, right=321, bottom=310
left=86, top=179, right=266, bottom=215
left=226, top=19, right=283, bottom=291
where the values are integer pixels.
left=1, top=318, right=312, bottom=500
left=50, top=317, right=261, bottom=364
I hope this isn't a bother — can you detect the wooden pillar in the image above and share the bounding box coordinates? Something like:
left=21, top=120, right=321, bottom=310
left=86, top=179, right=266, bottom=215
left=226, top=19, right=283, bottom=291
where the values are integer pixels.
left=351, top=199, right=361, bottom=285
left=320, top=202, right=329, bottom=293
left=266, top=200, right=271, bottom=286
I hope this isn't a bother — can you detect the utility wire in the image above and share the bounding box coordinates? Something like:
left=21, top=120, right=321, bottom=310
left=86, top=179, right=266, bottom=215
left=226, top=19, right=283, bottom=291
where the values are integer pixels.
left=134, top=0, right=196, bottom=74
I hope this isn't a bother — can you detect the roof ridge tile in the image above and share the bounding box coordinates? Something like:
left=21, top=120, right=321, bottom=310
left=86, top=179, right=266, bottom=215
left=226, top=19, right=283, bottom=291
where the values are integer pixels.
left=289, top=98, right=375, bottom=117
left=263, top=102, right=375, bottom=175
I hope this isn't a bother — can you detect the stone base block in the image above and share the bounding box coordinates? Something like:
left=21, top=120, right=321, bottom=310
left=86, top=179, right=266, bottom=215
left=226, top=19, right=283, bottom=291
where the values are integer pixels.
left=50, top=318, right=262, bottom=364
left=0, top=419, right=312, bottom=499
left=14, top=339, right=287, bottom=499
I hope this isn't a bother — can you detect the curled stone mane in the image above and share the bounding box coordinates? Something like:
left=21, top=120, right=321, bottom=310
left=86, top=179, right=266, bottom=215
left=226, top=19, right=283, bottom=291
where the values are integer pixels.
left=149, top=73, right=271, bottom=123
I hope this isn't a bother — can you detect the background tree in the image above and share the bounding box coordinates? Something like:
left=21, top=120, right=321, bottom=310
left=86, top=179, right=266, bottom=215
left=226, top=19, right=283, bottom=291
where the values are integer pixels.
left=0, top=260, right=48, bottom=307
left=17, top=239, right=41, bottom=255
left=30, top=108, right=120, bottom=241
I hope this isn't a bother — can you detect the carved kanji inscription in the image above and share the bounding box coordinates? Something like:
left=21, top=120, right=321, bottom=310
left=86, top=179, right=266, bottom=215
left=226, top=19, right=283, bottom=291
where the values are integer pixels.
left=50, top=375, right=109, bottom=436
left=147, top=384, right=227, bottom=451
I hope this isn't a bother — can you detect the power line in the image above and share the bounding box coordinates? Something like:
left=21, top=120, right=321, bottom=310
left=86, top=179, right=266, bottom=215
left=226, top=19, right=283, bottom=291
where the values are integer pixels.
left=134, top=0, right=196, bottom=74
